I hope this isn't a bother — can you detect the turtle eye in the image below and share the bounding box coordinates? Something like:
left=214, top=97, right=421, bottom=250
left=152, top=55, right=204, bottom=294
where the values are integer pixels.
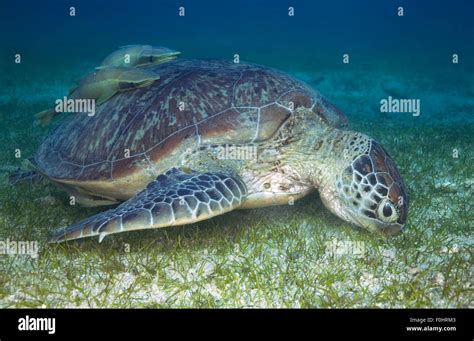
left=377, top=199, right=397, bottom=222
left=382, top=203, right=392, bottom=217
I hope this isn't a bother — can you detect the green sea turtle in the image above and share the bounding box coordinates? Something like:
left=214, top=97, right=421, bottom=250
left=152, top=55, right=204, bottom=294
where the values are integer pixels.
left=35, top=67, right=160, bottom=125
left=30, top=59, right=408, bottom=243
left=97, top=45, right=181, bottom=69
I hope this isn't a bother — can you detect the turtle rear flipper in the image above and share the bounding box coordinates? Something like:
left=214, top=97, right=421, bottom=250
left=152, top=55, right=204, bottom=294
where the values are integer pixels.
left=49, top=168, right=247, bottom=243
left=9, top=168, right=44, bottom=186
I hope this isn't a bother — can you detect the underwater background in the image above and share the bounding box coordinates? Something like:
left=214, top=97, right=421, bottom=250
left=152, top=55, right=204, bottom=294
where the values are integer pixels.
left=0, top=0, right=472, bottom=307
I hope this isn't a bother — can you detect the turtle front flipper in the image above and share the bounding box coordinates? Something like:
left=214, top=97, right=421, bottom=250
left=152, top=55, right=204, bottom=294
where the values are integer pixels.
left=48, top=168, right=247, bottom=243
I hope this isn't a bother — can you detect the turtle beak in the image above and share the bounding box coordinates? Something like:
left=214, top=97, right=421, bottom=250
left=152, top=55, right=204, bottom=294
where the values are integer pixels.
left=344, top=209, right=404, bottom=236
left=380, top=223, right=404, bottom=236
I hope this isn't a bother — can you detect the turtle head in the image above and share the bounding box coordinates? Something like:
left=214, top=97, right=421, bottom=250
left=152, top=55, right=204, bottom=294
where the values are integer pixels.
left=318, top=132, right=408, bottom=236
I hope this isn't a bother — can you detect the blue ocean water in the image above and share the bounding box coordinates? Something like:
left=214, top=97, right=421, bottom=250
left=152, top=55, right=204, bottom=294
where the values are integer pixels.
left=1, top=0, right=473, bottom=68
